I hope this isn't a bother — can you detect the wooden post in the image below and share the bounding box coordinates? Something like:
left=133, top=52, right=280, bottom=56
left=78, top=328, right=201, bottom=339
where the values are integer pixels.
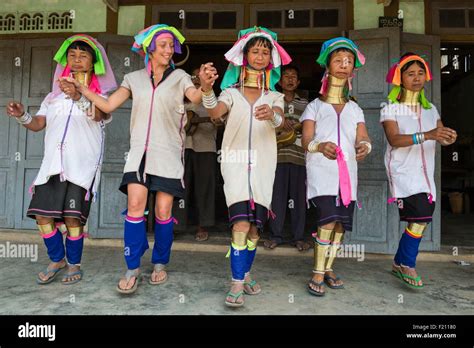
left=383, top=0, right=400, bottom=18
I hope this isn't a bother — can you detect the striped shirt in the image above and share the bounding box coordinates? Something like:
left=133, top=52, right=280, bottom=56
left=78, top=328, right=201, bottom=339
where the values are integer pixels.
left=277, top=94, right=308, bottom=166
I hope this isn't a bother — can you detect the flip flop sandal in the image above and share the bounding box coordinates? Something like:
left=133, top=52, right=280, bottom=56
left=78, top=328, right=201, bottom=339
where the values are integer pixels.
left=149, top=268, right=168, bottom=285
left=61, top=270, right=83, bottom=285
left=116, top=270, right=141, bottom=294
left=36, top=264, right=66, bottom=285
left=243, top=280, right=261, bottom=295
left=308, top=279, right=325, bottom=297
left=324, top=274, right=345, bottom=289
left=397, top=270, right=424, bottom=290
left=225, top=290, right=245, bottom=308
left=391, top=268, right=401, bottom=279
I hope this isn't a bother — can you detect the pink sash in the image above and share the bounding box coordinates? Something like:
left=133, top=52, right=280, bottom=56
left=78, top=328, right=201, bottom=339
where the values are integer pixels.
left=336, top=146, right=352, bottom=207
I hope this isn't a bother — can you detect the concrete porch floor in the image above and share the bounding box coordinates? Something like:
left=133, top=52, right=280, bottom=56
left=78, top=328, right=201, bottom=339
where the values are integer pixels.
left=0, top=229, right=472, bottom=315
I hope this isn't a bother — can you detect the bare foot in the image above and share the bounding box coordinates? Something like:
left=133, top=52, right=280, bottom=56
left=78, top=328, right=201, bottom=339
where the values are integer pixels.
left=263, top=239, right=279, bottom=250
left=195, top=226, right=209, bottom=242
left=38, top=259, right=66, bottom=282
left=295, top=240, right=311, bottom=251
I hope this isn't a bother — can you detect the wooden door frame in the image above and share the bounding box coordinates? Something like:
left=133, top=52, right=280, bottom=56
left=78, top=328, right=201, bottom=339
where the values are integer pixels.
left=0, top=39, right=24, bottom=228
left=348, top=27, right=441, bottom=252
left=14, top=37, right=64, bottom=229
left=402, top=31, right=442, bottom=251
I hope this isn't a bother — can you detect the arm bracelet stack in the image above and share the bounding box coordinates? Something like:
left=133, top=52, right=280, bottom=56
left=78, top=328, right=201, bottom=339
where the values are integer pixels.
left=359, top=140, right=372, bottom=154
left=307, top=139, right=321, bottom=153
left=75, top=94, right=91, bottom=112
left=269, top=111, right=283, bottom=128
left=201, top=88, right=218, bottom=109
left=16, top=111, right=33, bottom=125
left=412, top=132, right=425, bottom=145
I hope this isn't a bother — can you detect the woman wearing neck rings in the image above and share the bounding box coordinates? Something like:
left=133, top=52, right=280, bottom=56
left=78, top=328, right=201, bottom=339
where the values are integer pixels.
left=199, top=27, right=291, bottom=307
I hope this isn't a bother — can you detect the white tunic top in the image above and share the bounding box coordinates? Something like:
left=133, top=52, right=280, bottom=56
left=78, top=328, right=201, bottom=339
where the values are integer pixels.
left=380, top=103, right=440, bottom=201
left=121, top=68, right=194, bottom=179
left=301, top=99, right=365, bottom=200
left=34, top=92, right=108, bottom=195
left=218, top=88, right=284, bottom=209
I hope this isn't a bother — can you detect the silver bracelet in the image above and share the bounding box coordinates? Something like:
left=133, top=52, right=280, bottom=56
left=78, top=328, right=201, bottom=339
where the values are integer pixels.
left=419, top=132, right=425, bottom=144
left=202, top=89, right=218, bottom=109
left=359, top=140, right=372, bottom=154
left=269, top=111, right=283, bottom=128
left=74, top=94, right=91, bottom=112
left=16, top=111, right=32, bottom=125
left=307, top=139, right=321, bottom=153
left=415, top=132, right=425, bottom=144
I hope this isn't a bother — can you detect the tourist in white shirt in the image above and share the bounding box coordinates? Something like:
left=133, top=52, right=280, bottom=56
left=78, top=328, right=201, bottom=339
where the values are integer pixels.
left=64, top=24, right=207, bottom=294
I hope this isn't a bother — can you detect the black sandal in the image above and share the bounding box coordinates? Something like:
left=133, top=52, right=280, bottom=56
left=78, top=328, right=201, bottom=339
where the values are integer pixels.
left=308, top=279, right=325, bottom=297
left=324, top=274, right=344, bottom=289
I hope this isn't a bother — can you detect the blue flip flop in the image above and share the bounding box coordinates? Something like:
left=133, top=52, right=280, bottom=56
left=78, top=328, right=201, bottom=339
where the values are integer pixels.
left=36, top=265, right=65, bottom=285
left=324, top=274, right=345, bottom=289
left=61, top=270, right=83, bottom=285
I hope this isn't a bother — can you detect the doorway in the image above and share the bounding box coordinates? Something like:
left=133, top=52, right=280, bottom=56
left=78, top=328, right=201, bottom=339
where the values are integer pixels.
left=440, top=44, right=474, bottom=247
left=172, top=42, right=323, bottom=242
